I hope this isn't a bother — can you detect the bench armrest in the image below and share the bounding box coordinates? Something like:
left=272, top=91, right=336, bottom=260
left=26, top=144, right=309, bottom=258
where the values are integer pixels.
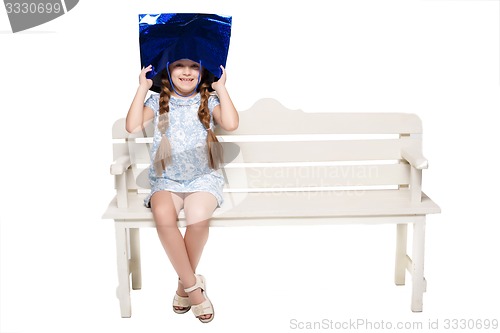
left=110, top=156, right=132, bottom=175
left=401, top=147, right=428, bottom=170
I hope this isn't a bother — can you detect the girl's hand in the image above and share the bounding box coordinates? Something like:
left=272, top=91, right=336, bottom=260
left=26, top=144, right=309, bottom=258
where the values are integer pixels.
left=140, top=65, right=153, bottom=89
left=211, top=65, right=227, bottom=92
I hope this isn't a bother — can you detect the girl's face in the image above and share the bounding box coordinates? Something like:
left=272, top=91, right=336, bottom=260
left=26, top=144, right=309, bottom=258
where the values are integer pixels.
left=168, top=59, right=201, bottom=97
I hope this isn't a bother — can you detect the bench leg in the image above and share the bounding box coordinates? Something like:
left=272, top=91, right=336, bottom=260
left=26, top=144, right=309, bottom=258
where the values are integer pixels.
left=130, top=228, right=142, bottom=290
left=395, top=224, right=408, bottom=286
left=411, top=218, right=426, bottom=312
left=115, top=224, right=132, bottom=318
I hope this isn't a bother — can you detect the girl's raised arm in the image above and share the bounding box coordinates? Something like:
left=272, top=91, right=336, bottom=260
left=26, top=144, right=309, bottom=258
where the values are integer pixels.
left=212, top=66, right=239, bottom=132
left=126, top=65, right=155, bottom=133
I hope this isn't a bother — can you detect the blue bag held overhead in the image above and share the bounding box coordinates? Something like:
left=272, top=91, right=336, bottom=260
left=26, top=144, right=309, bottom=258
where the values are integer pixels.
left=139, top=13, right=232, bottom=93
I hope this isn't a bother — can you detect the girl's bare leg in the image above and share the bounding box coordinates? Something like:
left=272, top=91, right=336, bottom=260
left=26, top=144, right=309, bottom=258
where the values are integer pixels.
left=184, top=192, right=217, bottom=266
left=180, top=191, right=218, bottom=320
left=150, top=191, right=199, bottom=310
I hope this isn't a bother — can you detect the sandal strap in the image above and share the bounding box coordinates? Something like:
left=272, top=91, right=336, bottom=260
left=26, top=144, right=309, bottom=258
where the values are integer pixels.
left=173, top=293, right=191, bottom=307
left=183, top=274, right=206, bottom=293
left=191, top=298, right=214, bottom=317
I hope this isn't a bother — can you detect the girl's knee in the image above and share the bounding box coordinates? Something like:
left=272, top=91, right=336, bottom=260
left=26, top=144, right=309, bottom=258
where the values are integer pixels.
left=151, top=198, right=178, bottom=227
left=185, top=207, right=213, bottom=226
left=151, top=191, right=177, bottom=225
left=184, top=192, right=217, bottom=226
left=186, top=218, right=210, bottom=229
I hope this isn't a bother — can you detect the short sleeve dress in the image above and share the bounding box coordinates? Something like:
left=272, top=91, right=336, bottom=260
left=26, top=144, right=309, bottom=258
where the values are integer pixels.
left=143, top=92, right=225, bottom=208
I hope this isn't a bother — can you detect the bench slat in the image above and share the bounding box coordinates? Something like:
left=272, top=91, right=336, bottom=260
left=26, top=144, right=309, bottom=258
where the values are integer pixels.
left=223, top=163, right=410, bottom=189
left=119, top=163, right=410, bottom=191
left=220, top=139, right=416, bottom=163
left=120, top=139, right=420, bottom=166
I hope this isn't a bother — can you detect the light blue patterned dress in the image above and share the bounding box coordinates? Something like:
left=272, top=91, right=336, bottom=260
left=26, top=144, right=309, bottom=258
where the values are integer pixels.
left=143, top=92, right=225, bottom=208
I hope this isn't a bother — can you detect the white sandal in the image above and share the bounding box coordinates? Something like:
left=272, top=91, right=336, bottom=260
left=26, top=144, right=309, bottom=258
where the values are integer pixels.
left=183, top=274, right=214, bottom=323
left=172, top=293, right=191, bottom=314
left=172, top=279, right=191, bottom=314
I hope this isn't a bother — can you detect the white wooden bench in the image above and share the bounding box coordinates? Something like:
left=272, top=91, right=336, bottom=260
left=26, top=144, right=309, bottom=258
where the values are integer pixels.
left=102, top=98, right=441, bottom=317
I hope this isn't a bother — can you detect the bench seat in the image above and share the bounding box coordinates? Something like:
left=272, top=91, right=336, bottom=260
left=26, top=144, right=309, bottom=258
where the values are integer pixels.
left=104, top=189, right=439, bottom=224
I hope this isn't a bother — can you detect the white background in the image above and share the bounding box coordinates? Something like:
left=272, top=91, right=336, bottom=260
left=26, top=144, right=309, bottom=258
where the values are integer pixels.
left=1, top=0, right=499, bottom=332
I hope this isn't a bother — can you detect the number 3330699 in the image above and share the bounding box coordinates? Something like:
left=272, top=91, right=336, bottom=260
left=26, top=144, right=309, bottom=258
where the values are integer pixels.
left=5, top=2, right=62, bottom=14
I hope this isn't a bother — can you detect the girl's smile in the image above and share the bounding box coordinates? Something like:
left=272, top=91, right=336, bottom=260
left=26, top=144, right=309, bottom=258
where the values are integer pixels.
left=168, top=59, right=201, bottom=97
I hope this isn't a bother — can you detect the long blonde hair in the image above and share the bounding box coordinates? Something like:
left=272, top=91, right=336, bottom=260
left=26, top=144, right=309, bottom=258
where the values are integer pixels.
left=153, top=69, right=222, bottom=176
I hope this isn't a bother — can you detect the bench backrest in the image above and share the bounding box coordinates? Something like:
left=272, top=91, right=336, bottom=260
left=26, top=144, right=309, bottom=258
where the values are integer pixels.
left=112, top=98, right=423, bottom=198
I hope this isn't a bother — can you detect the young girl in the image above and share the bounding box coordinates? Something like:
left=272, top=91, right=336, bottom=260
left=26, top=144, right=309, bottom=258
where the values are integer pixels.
left=125, top=59, right=238, bottom=323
